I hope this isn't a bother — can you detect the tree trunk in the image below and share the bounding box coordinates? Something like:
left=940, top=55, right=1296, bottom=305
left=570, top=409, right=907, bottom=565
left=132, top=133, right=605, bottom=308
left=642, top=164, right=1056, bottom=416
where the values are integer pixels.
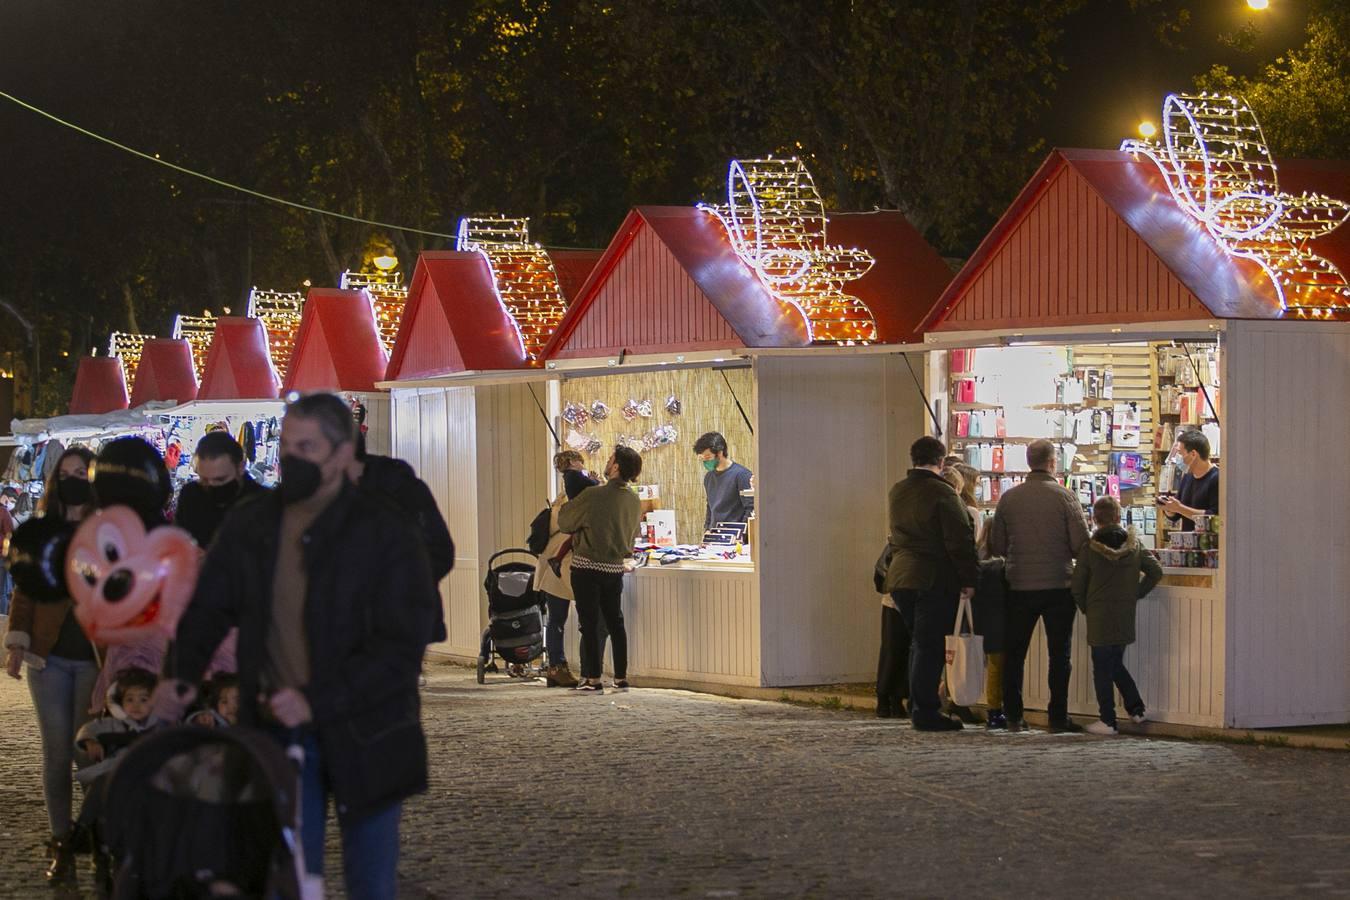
left=315, top=216, right=343, bottom=286
left=357, top=112, right=416, bottom=265
left=121, top=282, right=141, bottom=333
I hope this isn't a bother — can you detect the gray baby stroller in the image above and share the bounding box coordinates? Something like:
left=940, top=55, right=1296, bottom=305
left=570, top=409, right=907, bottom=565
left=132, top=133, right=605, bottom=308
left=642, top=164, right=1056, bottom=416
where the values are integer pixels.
left=476, top=548, right=546, bottom=683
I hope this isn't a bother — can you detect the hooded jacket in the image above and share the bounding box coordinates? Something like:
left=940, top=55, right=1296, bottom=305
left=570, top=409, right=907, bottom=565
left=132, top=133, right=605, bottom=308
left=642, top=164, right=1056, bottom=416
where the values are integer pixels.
left=1070, top=524, right=1164, bottom=646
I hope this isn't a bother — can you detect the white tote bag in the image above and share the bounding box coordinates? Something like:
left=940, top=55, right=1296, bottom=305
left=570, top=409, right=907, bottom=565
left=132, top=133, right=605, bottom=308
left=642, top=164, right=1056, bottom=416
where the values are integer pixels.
left=944, top=595, right=986, bottom=707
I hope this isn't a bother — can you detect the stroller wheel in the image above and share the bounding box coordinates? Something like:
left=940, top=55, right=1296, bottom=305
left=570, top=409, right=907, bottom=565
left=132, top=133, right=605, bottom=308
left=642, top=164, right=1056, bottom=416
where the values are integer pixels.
left=476, top=656, right=486, bottom=685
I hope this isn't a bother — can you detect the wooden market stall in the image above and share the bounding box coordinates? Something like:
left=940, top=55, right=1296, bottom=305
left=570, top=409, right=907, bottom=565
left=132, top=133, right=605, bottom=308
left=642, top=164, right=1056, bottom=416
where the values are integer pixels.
left=916, top=123, right=1350, bottom=727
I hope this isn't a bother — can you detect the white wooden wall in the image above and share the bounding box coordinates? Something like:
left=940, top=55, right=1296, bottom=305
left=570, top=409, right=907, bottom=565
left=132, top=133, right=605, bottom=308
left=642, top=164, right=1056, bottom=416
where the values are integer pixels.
left=754, top=354, right=925, bottom=686
left=354, top=391, right=391, bottom=457
left=1223, top=320, right=1350, bottom=727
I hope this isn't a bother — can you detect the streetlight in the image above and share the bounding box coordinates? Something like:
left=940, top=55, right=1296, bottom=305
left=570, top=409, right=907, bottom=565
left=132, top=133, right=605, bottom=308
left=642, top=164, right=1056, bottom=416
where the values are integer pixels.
left=1247, top=0, right=1269, bottom=10
left=372, top=255, right=399, bottom=271
left=1138, top=121, right=1158, bottom=139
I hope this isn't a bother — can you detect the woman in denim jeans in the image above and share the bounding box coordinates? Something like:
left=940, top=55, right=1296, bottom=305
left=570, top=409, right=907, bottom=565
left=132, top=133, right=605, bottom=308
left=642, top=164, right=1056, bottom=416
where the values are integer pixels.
left=4, top=447, right=99, bottom=884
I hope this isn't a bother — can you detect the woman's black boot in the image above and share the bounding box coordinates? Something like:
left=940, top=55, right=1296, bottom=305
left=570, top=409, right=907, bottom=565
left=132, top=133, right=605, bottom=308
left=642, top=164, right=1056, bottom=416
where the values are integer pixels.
left=45, top=833, right=76, bottom=884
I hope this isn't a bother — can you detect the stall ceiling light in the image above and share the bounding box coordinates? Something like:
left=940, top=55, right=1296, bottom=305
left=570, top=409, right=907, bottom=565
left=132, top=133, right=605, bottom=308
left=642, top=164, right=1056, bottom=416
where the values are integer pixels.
left=1121, top=93, right=1350, bottom=317
left=456, top=216, right=569, bottom=362
left=172, top=313, right=217, bottom=378
left=700, top=156, right=878, bottom=345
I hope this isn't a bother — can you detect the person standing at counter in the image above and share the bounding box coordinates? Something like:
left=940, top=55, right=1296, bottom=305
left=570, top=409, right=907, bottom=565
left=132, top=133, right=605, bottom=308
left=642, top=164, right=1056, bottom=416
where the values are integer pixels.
left=1160, top=431, right=1218, bottom=532
left=559, top=447, right=643, bottom=694
left=693, top=432, right=753, bottom=531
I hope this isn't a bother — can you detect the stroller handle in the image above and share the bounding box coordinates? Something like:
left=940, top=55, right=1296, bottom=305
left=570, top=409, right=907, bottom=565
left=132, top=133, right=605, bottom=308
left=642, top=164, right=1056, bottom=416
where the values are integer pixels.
left=487, top=547, right=539, bottom=568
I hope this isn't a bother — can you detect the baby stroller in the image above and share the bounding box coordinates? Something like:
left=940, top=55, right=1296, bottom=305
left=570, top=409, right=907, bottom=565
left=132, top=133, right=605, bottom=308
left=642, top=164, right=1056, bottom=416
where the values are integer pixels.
left=98, top=726, right=306, bottom=899
left=477, top=548, right=546, bottom=684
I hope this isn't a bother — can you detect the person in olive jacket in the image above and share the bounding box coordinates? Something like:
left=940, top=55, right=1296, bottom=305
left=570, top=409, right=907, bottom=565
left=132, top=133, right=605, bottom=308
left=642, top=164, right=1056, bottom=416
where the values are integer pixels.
left=883, top=436, right=979, bottom=732
left=157, top=394, right=438, bottom=898
left=1071, top=496, right=1163, bottom=735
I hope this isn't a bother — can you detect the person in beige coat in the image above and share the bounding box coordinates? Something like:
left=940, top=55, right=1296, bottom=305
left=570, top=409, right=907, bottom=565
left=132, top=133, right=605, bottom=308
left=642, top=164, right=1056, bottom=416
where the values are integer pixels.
left=534, top=452, right=597, bottom=687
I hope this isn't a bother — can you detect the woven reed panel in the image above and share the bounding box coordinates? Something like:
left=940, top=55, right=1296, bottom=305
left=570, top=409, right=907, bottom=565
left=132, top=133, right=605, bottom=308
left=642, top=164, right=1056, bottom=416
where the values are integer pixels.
left=560, top=367, right=755, bottom=545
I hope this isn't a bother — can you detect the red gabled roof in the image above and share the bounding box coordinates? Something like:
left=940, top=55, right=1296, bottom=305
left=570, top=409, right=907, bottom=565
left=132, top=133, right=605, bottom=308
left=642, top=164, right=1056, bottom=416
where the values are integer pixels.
left=69, top=357, right=129, bottom=415
left=550, top=249, right=604, bottom=303
left=129, top=339, right=198, bottom=406
left=197, top=316, right=281, bottom=400
left=921, top=149, right=1350, bottom=333
left=543, top=206, right=951, bottom=360
left=283, top=288, right=388, bottom=394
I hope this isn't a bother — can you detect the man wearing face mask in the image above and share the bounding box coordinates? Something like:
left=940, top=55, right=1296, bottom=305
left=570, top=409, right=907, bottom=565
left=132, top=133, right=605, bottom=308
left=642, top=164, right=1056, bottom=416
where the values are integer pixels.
left=692, top=432, right=754, bottom=532
left=157, top=393, right=438, bottom=898
left=172, top=432, right=269, bottom=548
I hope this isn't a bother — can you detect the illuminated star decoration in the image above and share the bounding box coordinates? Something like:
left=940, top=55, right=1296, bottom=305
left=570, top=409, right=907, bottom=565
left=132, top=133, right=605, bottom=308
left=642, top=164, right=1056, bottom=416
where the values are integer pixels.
left=699, top=157, right=877, bottom=344
left=455, top=217, right=569, bottom=361
left=341, top=270, right=407, bottom=354
left=107, top=332, right=155, bottom=384
left=1121, top=93, right=1350, bottom=317
left=171, top=314, right=217, bottom=378
left=246, top=288, right=305, bottom=380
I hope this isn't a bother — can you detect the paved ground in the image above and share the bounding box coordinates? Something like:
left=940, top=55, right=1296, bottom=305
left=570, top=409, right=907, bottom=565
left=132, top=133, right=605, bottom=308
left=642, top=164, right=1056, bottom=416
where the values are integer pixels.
left=2, top=663, right=1349, bottom=898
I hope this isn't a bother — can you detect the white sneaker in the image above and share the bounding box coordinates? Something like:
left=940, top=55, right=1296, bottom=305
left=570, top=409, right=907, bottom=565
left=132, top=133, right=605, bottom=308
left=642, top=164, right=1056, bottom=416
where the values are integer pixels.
left=1085, top=720, right=1118, bottom=736
left=1130, top=712, right=1147, bottom=725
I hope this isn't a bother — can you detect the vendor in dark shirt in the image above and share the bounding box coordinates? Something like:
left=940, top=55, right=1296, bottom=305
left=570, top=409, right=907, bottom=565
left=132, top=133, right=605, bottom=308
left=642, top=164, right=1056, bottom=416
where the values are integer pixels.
left=1161, top=430, right=1218, bottom=532
left=693, top=432, right=754, bottom=531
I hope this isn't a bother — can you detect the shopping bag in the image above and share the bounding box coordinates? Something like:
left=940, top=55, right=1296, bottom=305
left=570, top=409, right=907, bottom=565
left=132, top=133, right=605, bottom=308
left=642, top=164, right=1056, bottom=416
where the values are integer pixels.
left=944, top=595, right=985, bottom=707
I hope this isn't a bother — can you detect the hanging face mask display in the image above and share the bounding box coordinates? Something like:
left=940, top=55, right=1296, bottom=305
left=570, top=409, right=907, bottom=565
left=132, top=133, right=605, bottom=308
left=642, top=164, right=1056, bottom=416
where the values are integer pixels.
left=665, top=396, right=682, bottom=416
left=561, top=402, right=589, bottom=428
left=589, top=401, right=610, bottom=422
left=622, top=399, right=640, bottom=422
left=636, top=399, right=654, bottom=418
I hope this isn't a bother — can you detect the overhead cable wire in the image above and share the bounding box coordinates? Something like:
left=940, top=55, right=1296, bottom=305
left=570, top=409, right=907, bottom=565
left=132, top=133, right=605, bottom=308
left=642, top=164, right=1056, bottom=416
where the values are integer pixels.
left=0, top=89, right=457, bottom=239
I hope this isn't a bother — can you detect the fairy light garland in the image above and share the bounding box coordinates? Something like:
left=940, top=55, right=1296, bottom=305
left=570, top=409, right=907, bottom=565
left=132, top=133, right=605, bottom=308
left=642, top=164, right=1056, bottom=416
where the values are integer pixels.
left=172, top=314, right=216, bottom=378
left=341, top=270, right=407, bottom=354
left=107, top=331, right=154, bottom=383
left=246, top=288, right=305, bottom=380
left=699, top=157, right=878, bottom=344
left=455, top=217, right=569, bottom=361
left=1121, top=93, right=1350, bottom=317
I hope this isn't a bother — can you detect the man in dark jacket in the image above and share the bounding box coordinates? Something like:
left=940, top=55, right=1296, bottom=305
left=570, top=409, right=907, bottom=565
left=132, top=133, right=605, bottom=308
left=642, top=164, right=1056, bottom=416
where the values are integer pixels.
left=158, top=394, right=438, bottom=898
left=173, top=431, right=269, bottom=548
left=883, top=436, right=979, bottom=732
left=352, top=436, right=455, bottom=643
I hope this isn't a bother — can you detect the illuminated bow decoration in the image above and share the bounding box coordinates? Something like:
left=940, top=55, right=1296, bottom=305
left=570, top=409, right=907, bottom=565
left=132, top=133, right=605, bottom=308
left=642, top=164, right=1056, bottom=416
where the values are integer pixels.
left=700, top=157, right=878, bottom=344
left=1121, top=93, right=1350, bottom=316
left=456, top=216, right=569, bottom=361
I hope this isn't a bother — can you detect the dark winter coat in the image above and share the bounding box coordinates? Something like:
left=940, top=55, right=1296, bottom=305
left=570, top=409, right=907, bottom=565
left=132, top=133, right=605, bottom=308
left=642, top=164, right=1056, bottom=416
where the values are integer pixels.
left=1070, top=524, right=1164, bottom=647
left=360, top=454, right=455, bottom=642
left=165, top=483, right=438, bottom=820
left=883, top=469, right=979, bottom=594
left=174, top=475, right=269, bottom=548
left=988, top=472, right=1091, bottom=591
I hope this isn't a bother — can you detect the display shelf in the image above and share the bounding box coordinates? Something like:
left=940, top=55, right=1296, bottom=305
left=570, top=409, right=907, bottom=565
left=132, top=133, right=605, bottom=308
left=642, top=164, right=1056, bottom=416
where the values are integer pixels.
left=950, top=402, right=1003, bottom=410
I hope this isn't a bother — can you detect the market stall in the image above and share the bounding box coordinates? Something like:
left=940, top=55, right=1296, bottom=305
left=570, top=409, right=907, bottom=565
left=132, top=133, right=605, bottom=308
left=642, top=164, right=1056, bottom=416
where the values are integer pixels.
left=387, top=163, right=952, bottom=689
left=916, top=97, right=1350, bottom=727
left=69, top=356, right=129, bottom=415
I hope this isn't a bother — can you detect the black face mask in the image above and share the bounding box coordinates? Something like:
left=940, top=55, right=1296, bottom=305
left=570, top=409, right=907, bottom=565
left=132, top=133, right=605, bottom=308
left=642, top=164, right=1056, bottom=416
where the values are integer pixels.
left=279, top=455, right=323, bottom=504
left=55, top=476, right=91, bottom=507
left=203, top=479, right=241, bottom=506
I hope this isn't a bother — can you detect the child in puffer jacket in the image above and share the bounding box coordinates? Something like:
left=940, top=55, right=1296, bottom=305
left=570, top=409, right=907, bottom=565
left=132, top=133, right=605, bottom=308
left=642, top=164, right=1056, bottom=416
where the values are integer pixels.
left=1071, top=497, right=1164, bottom=735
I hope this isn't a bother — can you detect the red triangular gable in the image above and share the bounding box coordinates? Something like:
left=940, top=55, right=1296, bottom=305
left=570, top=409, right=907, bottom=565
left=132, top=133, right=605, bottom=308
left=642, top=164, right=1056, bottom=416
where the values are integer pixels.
left=69, top=357, right=129, bottom=415
left=129, top=339, right=198, bottom=406
left=197, top=317, right=281, bottom=400
left=283, top=289, right=388, bottom=393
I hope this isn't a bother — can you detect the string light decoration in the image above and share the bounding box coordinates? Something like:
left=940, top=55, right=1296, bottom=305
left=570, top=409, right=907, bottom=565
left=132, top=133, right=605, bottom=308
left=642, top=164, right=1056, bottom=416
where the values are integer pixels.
left=246, top=288, right=305, bottom=379
left=455, top=217, right=569, bottom=361
left=698, top=157, right=877, bottom=343
left=341, top=270, right=407, bottom=353
left=107, top=332, right=155, bottom=383
left=1121, top=93, right=1350, bottom=317
left=172, top=314, right=217, bottom=378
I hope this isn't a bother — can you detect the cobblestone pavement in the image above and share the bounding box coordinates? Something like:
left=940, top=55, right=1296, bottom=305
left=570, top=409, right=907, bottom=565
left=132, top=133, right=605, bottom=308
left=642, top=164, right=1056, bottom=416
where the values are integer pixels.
left=2, top=664, right=1349, bottom=898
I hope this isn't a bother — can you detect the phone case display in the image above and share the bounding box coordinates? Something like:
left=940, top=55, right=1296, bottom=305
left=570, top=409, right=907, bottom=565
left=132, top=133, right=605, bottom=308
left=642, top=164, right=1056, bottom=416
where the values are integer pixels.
left=1152, top=514, right=1220, bottom=569
left=1111, top=403, right=1142, bottom=448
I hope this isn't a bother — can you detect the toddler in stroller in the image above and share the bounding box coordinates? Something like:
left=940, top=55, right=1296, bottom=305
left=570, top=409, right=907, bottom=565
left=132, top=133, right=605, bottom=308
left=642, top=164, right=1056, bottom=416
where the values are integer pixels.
left=476, top=548, right=547, bottom=683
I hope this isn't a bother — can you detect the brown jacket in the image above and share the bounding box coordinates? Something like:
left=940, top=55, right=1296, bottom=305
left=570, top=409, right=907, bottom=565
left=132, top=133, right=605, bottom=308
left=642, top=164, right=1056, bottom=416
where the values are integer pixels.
left=3, top=590, right=80, bottom=670
left=987, top=471, right=1090, bottom=591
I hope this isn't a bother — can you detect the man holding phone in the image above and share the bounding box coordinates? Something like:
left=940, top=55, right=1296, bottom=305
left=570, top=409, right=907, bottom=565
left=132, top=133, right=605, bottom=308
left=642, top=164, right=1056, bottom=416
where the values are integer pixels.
left=1159, top=431, right=1218, bottom=531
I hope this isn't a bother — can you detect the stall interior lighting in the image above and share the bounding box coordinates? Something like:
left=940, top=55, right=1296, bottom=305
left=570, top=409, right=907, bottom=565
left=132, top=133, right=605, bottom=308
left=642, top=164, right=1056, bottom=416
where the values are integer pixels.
left=107, top=331, right=155, bottom=383
left=1121, top=93, right=1350, bottom=316
left=172, top=313, right=217, bottom=378
left=699, top=156, right=878, bottom=344
left=456, top=216, right=569, bottom=361
left=341, top=269, right=407, bottom=354
left=246, top=288, right=305, bottom=380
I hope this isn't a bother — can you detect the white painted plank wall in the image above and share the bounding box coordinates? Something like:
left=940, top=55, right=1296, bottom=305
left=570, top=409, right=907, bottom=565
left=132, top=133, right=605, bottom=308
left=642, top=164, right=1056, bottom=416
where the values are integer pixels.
left=756, top=355, right=925, bottom=686
left=1224, top=320, right=1350, bottom=727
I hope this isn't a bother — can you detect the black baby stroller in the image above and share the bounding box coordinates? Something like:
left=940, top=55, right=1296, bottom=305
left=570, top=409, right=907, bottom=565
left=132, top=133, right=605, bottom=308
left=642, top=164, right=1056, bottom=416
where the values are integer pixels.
left=477, top=548, right=546, bottom=683
left=99, top=725, right=307, bottom=899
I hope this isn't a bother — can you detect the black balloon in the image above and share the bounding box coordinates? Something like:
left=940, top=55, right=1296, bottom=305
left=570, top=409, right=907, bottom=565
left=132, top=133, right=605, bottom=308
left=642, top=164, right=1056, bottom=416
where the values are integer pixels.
left=91, top=437, right=171, bottom=523
left=7, top=516, right=75, bottom=603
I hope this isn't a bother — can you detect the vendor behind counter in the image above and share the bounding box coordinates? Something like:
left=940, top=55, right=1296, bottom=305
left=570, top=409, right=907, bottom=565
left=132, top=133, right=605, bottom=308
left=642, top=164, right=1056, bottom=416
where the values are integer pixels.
left=693, top=431, right=753, bottom=530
